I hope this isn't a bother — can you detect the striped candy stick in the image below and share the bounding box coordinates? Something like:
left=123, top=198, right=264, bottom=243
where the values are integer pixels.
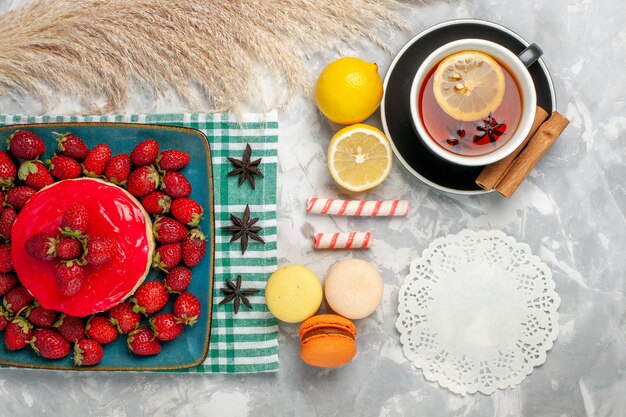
left=306, top=197, right=409, bottom=216
left=313, top=232, right=372, bottom=250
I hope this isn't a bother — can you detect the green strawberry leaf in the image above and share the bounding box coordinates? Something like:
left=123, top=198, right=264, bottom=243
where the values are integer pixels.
left=16, top=317, right=31, bottom=333
left=52, top=314, right=65, bottom=328
left=189, top=213, right=203, bottom=227
left=18, top=161, right=37, bottom=181
left=131, top=302, right=146, bottom=316
left=151, top=252, right=168, bottom=273
left=189, top=228, right=206, bottom=241
left=109, top=317, right=122, bottom=334
left=59, top=227, right=83, bottom=238
left=74, top=343, right=84, bottom=366
left=28, top=336, right=40, bottom=354
left=158, top=196, right=171, bottom=213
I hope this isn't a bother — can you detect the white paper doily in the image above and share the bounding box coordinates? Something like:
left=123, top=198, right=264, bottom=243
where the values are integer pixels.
left=396, top=229, right=560, bottom=395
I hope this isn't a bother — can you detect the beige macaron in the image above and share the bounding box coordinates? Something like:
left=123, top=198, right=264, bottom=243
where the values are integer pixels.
left=324, top=259, right=383, bottom=320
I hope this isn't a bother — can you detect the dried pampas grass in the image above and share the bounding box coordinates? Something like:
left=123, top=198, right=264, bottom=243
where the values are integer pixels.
left=0, top=0, right=408, bottom=113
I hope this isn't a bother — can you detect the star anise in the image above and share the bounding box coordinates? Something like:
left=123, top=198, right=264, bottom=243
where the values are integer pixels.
left=473, top=113, right=506, bottom=144
left=218, top=275, right=260, bottom=314
left=221, top=204, right=265, bottom=254
left=227, top=144, right=264, bottom=189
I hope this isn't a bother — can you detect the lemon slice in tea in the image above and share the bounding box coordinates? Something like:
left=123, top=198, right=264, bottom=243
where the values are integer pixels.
left=327, top=124, right=392, bottom=192
left=433, top=51, right=506, bottom=122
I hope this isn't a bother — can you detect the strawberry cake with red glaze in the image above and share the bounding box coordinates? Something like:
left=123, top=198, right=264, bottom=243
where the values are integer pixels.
left=11, top=178, right=154, bottom=317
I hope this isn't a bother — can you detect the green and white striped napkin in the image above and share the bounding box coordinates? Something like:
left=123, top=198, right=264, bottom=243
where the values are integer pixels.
left=0, top=112, right=279, bottom=373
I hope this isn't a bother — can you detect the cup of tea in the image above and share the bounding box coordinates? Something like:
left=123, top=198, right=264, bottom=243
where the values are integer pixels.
left=409, top=39, right=542, bottom=166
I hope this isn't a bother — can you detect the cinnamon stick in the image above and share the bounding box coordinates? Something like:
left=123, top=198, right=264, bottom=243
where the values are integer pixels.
left=496, top=112, right=570, bottom=198
left=476, top=106, right=549, bottom=190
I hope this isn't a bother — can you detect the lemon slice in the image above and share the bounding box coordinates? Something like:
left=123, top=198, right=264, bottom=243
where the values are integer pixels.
left=433, top=51, right=505, bottom=122
left=327, top=124, right=392, bottom=192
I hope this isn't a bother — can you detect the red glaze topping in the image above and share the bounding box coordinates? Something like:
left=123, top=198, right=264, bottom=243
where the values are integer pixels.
left=11, top=179, right=153, bottom=317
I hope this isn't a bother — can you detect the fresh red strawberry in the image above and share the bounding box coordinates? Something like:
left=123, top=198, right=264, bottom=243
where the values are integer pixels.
left=141, top=191, right=171, bottom=215
left=0, top=151, right=17, bottom=190
left=53, top=314, right=85, bottom=342
left=55, top=262, right=85, bottom=297
left=3, top=286, right=33, bottom=315
left=48, top=154, right=82, bottom=180
left=82, top=144, right=112, bottom=177
left=0, top=306, right=9, bottom=331
left=55, top=132, right=89, bottom=160
left=171, top=198, right=203, bottom=227
left=152, top=242, right=182, bottom=272
left=29, top=328, right=71, bottom=359
left=25, top=232, right=56, bottom=262
left=161, top=171, right=191, bottom=198
left=7, top=130, right=45, bottom=160
left=153, top=217, right=188, bottom=243
left=131, top=281, right=169, bottom=315
left=85, top=316, right=118, bottom=344
left=164, top=266, right=192, bottom=293
left=74, top=338, right=103, bottom=366
left=27, top=307, right=57, bottom=328
left=55, top=237, right=83, bottom=260
left=174, top=292, right=201, bottom=326
left=127, top=165, right=159, bottom=197
left=0, top=208, right=17, bottom=241
left=150, top=313, right=184, bottom=341
left=61, top=203, right=89, bottom=234
left=85, top=236, right=117, bottom=266
left=0, top=273, right=18, bottom=296
left=157, top=150, right=190, bottom=171
left=17, top=160, right=53, bottom=190
left=127, top=326, right=160, bottom=356
left=6, top=186, right=36, bottom=210
left=182, top=228, right=207, bottom=267
left=4, top=317, right=33, bottom=350
left=130, top=139, right=159, bottom=166
left=108, top=302, right=140, bottom=334
left=0, top=243, right=13, bottom=273
left=104, top=153, right=132, bottom=185
left=26, top=301, right=58, bottom=328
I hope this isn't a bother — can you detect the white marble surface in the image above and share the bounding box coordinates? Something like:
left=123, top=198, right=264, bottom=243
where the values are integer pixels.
left=1, top=0, right=625, bottom=416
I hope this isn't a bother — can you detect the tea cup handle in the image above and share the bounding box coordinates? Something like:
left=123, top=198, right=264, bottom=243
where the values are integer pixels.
left=518, top=43, right=543, bottom=68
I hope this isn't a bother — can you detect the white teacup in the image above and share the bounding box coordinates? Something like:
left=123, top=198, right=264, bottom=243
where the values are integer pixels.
left=409, top=39, right=542, bottom=166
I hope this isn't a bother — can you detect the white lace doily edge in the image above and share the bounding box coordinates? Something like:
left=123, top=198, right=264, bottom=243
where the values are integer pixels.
left=398, top=334, right=559, bottom=396
left=397, top=229, right=561, bottom=396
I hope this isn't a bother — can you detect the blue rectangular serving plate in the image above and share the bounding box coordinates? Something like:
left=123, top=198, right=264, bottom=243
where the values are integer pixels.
left=0, top=122, right=214, bottom=371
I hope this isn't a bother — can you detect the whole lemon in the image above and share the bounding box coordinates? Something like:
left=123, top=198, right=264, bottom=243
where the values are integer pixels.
left=315, top=57, right=383, bottom=125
